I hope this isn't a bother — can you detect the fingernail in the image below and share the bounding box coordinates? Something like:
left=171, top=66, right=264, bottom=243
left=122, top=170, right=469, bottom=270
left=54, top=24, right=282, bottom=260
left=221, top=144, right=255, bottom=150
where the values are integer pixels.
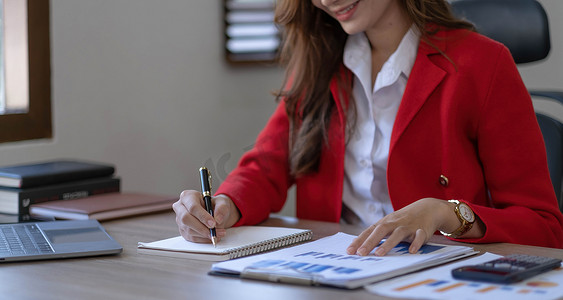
left=207, top=220, right=215, bottom=227
left=346, top=247, right=355, bottom=255
left=357, top=247, right=367, bottom=256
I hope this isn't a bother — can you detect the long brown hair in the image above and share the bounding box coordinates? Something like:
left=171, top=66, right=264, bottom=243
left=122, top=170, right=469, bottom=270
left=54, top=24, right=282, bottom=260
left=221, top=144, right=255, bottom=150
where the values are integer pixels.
left=274, top=0, right=475, bottom=177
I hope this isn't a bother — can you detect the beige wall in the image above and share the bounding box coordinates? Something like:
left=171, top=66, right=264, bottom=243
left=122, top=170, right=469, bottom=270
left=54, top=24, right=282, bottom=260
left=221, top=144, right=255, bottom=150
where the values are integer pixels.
left=0, top=0, right=283, bottom=202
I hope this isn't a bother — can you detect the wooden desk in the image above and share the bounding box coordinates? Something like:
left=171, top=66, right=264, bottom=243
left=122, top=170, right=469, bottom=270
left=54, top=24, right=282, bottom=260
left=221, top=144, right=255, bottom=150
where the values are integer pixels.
left=0, top=212, right=561, bottom=300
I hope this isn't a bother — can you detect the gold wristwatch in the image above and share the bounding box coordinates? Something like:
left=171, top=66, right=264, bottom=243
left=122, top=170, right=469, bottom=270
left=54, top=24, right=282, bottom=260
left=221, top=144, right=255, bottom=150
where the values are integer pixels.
left=440, top=200, right=475, bottom=238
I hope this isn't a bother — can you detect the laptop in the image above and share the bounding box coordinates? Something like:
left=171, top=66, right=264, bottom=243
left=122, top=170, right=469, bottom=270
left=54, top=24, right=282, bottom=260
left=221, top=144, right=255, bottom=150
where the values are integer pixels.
left=0, top=219, right=122, bottom=262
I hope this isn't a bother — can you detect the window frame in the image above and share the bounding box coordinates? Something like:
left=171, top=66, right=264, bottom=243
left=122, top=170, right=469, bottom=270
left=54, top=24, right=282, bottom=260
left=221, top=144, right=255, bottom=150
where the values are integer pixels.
left=0, top=0, right=51, bottom=143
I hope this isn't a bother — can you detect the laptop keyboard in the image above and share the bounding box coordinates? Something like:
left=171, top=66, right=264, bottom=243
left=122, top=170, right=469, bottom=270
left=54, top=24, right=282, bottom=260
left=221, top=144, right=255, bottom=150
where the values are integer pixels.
left=0, top=224, right=54, bottom=256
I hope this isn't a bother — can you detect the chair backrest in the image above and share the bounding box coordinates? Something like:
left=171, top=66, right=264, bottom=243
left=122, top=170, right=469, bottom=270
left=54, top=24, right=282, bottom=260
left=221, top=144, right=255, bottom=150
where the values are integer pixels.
left=450, top=0, right=550, bottom=64
left=451, top=0, right=563, bottom=211
left=533, top=92, right=563, bottom=210
left=536, top=114, right=563, bottom=211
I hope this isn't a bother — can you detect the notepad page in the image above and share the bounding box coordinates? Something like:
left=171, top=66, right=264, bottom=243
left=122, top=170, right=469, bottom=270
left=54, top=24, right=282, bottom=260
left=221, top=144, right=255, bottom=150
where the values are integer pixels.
left=138, top=226, right=310, bottom=255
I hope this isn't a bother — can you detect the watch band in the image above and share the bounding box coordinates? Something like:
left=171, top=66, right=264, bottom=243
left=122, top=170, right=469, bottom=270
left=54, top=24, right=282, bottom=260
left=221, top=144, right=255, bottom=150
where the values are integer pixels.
left=440, top=200, right=475, bottom=238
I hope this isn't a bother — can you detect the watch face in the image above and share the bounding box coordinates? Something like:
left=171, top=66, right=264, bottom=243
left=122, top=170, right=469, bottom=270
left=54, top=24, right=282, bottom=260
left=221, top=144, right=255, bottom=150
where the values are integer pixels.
left=458, top=203, right=475, bottom=222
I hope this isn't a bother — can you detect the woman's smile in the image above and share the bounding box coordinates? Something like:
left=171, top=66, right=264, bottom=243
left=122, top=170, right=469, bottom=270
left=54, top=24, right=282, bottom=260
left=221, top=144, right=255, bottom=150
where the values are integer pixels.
left=334, top=0, right=361, bottom=21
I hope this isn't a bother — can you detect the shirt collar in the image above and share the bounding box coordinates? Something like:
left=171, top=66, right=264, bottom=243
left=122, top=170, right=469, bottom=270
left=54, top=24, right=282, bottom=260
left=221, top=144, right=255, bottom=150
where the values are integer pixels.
left=390, top=25, right=420, bottom=78
left=343, top=25, right=421, bottom=92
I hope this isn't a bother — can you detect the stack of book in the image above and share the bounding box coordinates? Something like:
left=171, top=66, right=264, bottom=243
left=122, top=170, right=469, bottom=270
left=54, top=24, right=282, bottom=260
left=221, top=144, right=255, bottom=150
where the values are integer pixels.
left=0, top=159, right=120, bottom=221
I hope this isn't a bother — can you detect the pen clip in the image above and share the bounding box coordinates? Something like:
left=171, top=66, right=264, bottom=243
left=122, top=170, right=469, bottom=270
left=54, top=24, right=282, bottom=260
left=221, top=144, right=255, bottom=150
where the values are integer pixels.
left=208, top=171, right=212, bottom=191
left=199, top=167, right=212, bottom=197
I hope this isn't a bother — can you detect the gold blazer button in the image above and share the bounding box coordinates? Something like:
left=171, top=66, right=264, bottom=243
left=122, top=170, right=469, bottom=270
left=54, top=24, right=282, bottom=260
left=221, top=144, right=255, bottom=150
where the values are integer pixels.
left=439, top=175, right=449, bottom=187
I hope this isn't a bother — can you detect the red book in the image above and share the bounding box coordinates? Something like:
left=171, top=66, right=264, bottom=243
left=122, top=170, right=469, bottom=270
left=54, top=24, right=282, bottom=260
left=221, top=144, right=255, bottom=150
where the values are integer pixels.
left=30, top=192, right=176, bottom=221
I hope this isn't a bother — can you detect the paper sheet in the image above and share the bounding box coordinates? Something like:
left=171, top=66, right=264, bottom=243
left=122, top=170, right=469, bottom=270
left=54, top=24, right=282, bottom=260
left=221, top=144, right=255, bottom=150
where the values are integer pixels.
left=366, top=252, right=563, bottom=300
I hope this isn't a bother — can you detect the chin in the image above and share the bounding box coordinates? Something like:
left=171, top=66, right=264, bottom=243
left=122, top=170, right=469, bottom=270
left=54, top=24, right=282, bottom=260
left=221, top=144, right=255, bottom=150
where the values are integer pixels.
left=340, top=24, right=364, bottom=36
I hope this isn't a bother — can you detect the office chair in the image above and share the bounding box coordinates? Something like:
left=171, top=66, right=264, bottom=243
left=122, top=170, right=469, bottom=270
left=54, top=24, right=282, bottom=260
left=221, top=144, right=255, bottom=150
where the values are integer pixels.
left=451, top=0, right=563, bottom=212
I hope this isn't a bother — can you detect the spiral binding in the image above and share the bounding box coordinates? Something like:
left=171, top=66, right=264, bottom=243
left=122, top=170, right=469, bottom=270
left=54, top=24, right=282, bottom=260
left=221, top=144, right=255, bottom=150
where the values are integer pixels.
left=228, top=230, right=313, bottom=260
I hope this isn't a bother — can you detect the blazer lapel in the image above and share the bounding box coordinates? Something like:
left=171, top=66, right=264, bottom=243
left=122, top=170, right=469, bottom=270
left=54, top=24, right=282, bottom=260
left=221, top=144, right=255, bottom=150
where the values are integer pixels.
left=390, top=36, right=447, bottom=154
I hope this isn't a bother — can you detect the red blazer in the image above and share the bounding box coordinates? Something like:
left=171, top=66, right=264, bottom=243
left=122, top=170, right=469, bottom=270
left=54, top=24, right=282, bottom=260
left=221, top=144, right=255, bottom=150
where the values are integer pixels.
left=216, top=29, right=563, bottom=248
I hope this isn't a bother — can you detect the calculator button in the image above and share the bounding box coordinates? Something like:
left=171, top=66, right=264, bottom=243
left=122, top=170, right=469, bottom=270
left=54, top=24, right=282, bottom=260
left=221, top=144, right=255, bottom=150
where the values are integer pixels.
left=493, top=263, right=513, bottom=269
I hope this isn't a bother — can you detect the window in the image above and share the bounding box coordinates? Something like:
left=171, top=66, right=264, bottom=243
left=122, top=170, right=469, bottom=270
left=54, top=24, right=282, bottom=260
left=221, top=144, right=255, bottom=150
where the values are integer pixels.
left=224, top=0, right=280, bottom=64
left=0, top=0, right=51, bottom=143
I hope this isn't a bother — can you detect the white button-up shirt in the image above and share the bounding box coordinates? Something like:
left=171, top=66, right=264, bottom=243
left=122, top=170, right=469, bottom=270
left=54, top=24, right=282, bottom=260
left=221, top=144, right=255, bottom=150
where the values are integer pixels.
left=341, top=27, right=420, bottom=226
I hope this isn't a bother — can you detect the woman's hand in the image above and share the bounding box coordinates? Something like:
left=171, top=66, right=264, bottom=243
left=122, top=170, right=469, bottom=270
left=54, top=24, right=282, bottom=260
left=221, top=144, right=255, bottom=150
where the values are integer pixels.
left=173, top=190, right=241, bottom=244
left=346, top=198, right=468, bottom=256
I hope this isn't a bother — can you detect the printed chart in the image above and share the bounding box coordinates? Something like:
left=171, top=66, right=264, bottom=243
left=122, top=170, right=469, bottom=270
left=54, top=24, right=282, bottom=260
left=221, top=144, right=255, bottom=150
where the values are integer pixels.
left=212, top=232, right=476, bottom=288
left=246, top=242, right=447, bottom=276
left=366, top=253, right=563, bottom=300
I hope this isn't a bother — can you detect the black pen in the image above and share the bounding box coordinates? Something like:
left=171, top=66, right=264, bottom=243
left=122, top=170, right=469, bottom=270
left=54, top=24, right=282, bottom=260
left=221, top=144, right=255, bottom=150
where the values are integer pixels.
left=199, top=167, right=217, bottom=247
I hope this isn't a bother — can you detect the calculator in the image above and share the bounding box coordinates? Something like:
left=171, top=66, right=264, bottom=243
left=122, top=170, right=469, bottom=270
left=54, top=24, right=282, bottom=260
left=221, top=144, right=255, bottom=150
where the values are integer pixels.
left=451, top=254, right=562, bottom=284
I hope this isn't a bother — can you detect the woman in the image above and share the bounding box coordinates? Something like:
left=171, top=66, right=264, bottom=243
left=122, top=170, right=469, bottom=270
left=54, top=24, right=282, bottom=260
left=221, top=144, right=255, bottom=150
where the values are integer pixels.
left=174, top=0, right=563, bottom=256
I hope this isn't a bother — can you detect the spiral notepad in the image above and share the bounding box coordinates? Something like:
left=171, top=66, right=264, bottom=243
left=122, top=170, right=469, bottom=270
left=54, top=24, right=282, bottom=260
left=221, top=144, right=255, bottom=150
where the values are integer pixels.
left=137, top=226, right=313, bottom=261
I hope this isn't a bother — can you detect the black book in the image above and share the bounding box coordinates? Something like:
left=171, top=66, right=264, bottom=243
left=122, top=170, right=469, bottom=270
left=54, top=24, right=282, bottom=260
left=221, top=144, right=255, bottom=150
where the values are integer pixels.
left=0, top=159, right=116, bottom=188
left=0, top=176, right=121, bottom=220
